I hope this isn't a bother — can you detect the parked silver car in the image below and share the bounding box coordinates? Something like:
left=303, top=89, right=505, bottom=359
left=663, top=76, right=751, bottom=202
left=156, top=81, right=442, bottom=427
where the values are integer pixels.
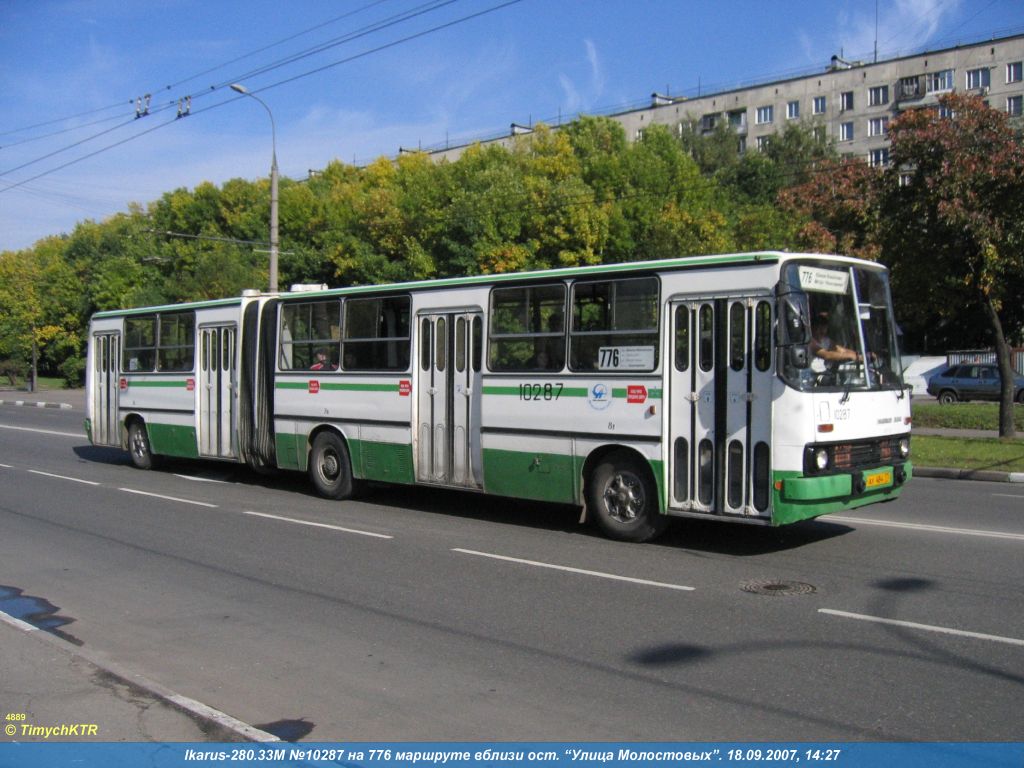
left=926, top=363, right=1024, bottom=404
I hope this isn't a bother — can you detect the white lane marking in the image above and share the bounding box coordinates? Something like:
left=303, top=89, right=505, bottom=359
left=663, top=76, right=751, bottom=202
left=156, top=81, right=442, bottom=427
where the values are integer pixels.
left=829, top=516, right=1024, bottom=541
left=453, top=548, right=695, bottom=591
left=993, top=494, right=1024, bottom=499
left=28, top=469, right=101, bottom=486
left=0, top=463, right=12, bottom=468
left=174, top=473, right=230, bottom=484
left=119, top=488, right=218, bottom=508
left=0, top=423, right=81, bottom=438
left=0, top=610, right=38, bottom=632
left=243, top=510, right=393, bottom=539
left=819, top=609, right=1024, bottom=648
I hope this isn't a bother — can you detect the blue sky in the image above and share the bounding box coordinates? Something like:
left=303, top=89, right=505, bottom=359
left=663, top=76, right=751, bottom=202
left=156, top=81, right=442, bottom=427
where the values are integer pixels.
left=2, top=0, right=1023, bottom=251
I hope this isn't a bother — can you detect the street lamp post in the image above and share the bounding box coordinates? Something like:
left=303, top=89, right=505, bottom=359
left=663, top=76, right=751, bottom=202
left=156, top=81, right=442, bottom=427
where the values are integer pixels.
left=230, top=83, right=279, bottom=293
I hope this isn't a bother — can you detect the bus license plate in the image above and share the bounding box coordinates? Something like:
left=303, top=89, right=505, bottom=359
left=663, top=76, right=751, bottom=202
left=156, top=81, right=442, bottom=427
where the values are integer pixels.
left=865, top=469, right=893, bottom=489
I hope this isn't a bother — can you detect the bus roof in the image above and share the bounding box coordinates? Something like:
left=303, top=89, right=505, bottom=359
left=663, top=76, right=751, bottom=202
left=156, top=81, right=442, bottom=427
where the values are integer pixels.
left=91, top=251, right=883, bottom=317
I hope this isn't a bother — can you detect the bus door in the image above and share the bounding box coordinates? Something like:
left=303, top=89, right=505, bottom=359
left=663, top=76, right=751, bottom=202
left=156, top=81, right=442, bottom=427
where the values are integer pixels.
left=417, top=312, right=483, bottom=488
left=92, top=332, right=120, bottom=446
left=668, top=297, right=773, bottom=517
left=198, top=325, right=238, bottom=458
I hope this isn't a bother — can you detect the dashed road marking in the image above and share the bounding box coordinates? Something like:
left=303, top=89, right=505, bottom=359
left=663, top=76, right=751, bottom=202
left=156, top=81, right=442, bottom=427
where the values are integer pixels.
left=453, top=548, right=695, bottom=591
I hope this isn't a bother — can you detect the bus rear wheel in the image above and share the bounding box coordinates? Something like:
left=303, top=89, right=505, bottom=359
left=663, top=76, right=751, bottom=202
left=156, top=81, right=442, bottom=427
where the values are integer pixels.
left=587, top=453, right=668, bottom=543
left=309, top=431, right=358, bottom=500
left=127, top=421, right=155, bottom=470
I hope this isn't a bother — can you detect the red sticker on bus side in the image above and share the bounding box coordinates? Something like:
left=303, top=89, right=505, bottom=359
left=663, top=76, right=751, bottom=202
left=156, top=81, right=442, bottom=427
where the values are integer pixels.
left=119, top=377, right=128, bottom=390
left=186, top=378, right=195, bottom=392
left=627, top=385, right=647, bottom=404
left=399, top=380, right=411, bottom=397
left=309, top=380, right=320, bottom=394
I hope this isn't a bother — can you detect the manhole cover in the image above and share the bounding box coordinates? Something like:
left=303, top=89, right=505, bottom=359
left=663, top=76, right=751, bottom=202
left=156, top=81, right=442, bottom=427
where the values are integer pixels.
left=741, top=579, right=817, bottom=596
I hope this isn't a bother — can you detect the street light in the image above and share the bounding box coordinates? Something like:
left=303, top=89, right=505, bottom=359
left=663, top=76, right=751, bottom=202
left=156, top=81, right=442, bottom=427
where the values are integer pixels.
left=230, top=83, right=279, bottom=293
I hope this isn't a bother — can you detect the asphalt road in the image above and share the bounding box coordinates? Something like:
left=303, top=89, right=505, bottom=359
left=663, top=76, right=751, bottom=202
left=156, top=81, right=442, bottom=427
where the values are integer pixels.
left=1, top=403, right=1022, bottom=742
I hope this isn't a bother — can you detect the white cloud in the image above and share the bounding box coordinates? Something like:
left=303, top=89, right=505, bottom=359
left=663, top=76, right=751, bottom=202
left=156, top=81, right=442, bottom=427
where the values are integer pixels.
left=557, top=39, right=605, bottom=118
left=836, top=0, right=962, bottom=61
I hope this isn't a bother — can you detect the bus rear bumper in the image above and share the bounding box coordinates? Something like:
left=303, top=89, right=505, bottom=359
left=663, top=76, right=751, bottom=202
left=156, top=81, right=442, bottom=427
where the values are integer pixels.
left=771, top=462, right=912, bottom=525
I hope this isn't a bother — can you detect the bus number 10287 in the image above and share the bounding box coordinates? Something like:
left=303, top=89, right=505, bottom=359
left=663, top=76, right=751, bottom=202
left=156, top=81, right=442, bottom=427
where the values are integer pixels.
left=519, top=383, right=564, bottom=401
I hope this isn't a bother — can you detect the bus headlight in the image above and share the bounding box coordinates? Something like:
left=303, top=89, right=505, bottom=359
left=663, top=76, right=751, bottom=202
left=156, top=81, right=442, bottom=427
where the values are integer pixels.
left=814, top=448, right=830, bottom=471
left=899, top=438, right=910, bottom=458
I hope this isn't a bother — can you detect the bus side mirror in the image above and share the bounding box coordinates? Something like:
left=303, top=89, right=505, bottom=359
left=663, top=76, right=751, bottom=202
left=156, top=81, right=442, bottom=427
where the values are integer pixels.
left=787, top=346, right=809, bottom=369
left=780, top=298, right=810, bottom=345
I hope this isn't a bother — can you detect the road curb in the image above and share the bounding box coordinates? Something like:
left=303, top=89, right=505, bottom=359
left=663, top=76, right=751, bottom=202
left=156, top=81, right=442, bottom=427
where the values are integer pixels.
left=914, top=466, right=1024, bottom=483
left=0, top=399, right=73, bottom=410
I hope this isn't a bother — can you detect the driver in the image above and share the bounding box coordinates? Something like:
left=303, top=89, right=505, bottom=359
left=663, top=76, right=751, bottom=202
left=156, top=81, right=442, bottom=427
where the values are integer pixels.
left=810, top=315, right=861, bottom=367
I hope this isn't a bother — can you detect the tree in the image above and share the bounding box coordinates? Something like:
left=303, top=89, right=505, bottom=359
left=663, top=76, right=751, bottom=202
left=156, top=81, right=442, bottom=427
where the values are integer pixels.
left=777, top=156, right=882, bottom=261
left=881, top=93, right=1024, bottom=437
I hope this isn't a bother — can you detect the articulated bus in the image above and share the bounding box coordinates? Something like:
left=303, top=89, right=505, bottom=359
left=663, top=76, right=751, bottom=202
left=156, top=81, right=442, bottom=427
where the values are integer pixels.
left=85, top=251, right=911, bottom=542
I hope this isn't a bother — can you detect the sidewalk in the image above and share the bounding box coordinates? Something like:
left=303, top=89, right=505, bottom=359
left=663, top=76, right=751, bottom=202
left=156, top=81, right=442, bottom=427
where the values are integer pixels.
left=0, top=615, right=263, bottom=742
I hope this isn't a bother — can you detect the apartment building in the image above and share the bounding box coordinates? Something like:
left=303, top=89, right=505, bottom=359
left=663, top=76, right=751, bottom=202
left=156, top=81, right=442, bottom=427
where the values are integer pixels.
left=425, top=32, right=1024, bottom=168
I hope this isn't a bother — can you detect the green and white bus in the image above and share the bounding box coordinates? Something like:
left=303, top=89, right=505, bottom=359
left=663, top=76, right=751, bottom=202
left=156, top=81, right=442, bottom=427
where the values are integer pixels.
left=85, top=251, right=911, bottom=542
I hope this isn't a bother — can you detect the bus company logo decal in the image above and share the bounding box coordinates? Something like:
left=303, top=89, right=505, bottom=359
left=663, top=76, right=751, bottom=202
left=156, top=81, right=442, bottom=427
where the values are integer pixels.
left=588, top=383, right=612, bottom=410
left=308, top=380, right=320, bottom=394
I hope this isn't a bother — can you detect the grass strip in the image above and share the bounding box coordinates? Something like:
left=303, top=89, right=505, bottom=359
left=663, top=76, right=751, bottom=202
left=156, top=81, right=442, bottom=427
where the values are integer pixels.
left=913, top=435, right=1024, bottom=473
left=913, top=402, right=1024, bottom=431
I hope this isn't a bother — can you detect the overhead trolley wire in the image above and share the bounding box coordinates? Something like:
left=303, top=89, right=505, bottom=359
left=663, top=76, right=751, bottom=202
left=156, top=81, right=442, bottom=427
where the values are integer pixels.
left=0, top=0, right=463, bottom=180
left=0, top=0, right=526, bottom=195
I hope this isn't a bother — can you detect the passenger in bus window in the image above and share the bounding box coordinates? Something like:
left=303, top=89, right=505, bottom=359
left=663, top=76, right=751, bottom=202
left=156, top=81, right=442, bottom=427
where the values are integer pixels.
left=310, top=349, right=336, bottom=371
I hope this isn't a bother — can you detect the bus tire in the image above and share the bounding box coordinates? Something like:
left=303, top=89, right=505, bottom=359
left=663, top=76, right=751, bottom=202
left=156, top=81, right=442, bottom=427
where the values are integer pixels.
left=309, top=431, right=357, bottom=500
left=587, top=453, right=668, bottom=543
left=127, top=421, right=155, bottom=470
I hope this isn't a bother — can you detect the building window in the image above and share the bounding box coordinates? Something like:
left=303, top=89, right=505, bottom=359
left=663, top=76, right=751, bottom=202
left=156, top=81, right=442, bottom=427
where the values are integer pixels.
left=1008, top=95, right=1023, bottom=117
left=755, top=105, right=774, bottom=125
left=841, top=91, right=854, bottom=111
left=1007, top=62, right=1023, bottom=84
left=869, top=85, right=889, bottom=106
left=926, top=69, right=954, bottom=93
left=756, top=135, right=771, bottom=152
left=787, top=100, right=800, bottom=120
left=869, top=148, right=890, bottom=167
left=813, top=125, right=827, bottom=143
left=840, top=122, right=854, bottom=142
left=868, top=117, right=889, bottom=137
left=700, top=114, right=717, bottom=132
left=966, top=68, right=990, bottom=90
left=728, top=109, right=747, bottom=131
left=898, top=76, right=922, bottom=100
left=899, top=172, right=913, bottom=187
left=737, top=136, right=747, bottom=155
left=813, top=95, right=827, bottom=114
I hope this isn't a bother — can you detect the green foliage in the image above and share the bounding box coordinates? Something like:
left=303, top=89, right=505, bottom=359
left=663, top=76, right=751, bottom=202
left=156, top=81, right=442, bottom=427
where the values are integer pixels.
left=10, top=104, right=1020, bottom=393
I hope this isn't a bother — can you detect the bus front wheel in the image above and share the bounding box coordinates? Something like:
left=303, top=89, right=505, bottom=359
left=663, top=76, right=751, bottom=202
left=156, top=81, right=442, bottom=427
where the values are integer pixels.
left=587, top=453, right=668, bottom=543
left=309, top=431, right=357, bottom=500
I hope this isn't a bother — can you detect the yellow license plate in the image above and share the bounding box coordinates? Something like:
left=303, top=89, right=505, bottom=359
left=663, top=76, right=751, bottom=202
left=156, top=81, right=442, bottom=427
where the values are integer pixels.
left=865, top=470, right=893, bottom=488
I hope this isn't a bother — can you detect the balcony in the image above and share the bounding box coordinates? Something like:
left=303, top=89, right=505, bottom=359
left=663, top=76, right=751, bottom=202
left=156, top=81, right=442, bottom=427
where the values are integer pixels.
left=896, top=76, right=924, bottom=103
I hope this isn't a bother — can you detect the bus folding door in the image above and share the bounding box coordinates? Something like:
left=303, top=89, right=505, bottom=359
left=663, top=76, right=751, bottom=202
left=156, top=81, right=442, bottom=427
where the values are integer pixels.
left=668, top=297, right=772, bottom=518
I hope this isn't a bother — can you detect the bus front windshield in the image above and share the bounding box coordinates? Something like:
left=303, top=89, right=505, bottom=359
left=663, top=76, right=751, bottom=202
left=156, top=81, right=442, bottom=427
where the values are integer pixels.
left=781, top=262, right=903, bottom=393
